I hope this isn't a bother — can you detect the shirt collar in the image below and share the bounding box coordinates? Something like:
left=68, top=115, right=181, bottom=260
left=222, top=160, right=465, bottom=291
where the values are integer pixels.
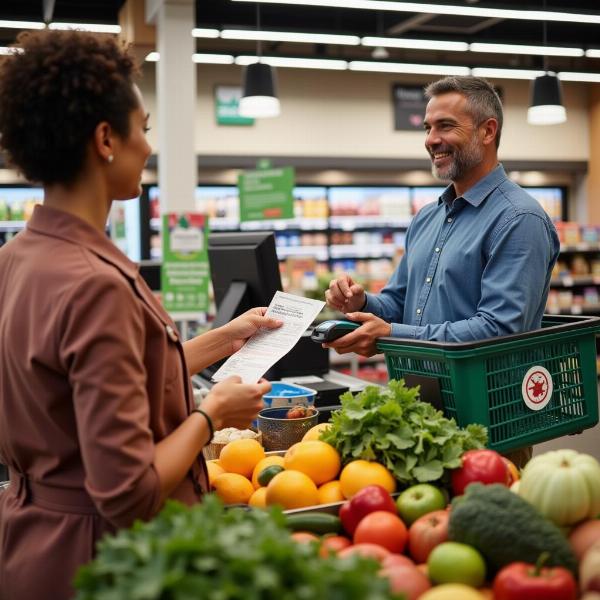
left=438, top=163, right=508, bottom=208
left=26, top=204, right=139, bottom=280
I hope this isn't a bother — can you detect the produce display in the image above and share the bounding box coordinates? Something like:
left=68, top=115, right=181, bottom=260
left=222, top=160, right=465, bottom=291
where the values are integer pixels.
left=76, top=380, right=600, bottom=599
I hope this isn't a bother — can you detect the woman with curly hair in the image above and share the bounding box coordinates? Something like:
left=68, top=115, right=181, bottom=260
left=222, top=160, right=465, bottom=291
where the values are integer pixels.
left=0, top=29, right=280, bottom=599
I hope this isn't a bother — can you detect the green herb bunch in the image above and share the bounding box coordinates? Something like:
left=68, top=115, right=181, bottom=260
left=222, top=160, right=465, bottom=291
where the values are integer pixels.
left=75, top=495, right=403, bottom=600
left=321, top=379, right=488, bottom=486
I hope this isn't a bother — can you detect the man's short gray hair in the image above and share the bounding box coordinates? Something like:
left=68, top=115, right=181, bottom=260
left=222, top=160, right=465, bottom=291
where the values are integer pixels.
left=424, top=76, right=503, bottom=149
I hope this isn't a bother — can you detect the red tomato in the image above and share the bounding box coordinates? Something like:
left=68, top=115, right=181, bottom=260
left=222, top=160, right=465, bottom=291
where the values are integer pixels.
left=493, top=560, right=577, bottom=600
left=379, top=564, right=431, bottom=600
left=408, top=508, right=449, bottom=563
left=338, top=543, right=390, bottom=563
left=340, top=485, right=397, bottom=536
left=451, top=449, right=509, bottom=496
left=353, top=511, right=408, bottom=554
left=319, top=535, right=352, bottom=557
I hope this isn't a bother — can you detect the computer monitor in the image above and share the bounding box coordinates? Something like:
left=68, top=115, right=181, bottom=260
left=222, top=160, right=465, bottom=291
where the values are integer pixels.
left=208, top=231, right=282, bottom=329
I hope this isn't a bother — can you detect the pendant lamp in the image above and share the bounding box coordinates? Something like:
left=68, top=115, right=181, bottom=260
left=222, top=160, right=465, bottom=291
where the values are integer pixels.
left=238, top=4, right=280, bottom=118
left=527, top=73, right=566, bottom=125
left=527, top=1, right=566, bottom=126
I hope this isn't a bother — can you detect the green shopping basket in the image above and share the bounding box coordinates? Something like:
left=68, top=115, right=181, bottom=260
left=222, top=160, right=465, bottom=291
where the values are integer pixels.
left=376, top=315, right=600, bottom=453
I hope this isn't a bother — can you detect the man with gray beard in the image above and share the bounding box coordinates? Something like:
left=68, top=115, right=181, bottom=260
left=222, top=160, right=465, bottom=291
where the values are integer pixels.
left=324, top=76, right=560, bottom=467
left=325, top=76, right=559, bottom=354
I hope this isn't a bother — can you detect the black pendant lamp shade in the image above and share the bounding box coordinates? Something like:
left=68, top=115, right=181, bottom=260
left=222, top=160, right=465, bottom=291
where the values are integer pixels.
left=527, top=73, right=567, bottom=125
left=239, top=62, right=281, bottom=118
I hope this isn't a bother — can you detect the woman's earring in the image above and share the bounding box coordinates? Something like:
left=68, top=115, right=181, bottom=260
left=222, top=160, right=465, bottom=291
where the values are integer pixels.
left=107, top=155, right=114, bottom=164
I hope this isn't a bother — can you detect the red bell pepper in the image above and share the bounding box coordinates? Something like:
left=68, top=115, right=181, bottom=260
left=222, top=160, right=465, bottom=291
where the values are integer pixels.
left=493, top=553, right=578, bottom=600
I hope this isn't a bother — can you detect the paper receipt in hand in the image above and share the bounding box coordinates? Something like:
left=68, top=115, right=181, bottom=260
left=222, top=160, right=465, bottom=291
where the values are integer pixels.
left=211, top=291, right=325, bottom=384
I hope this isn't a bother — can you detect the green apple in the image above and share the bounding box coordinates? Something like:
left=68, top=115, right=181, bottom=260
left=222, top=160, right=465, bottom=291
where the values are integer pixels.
left=427, top=541, right=486, bottom=587
left=396, top=483, right=447, bottom=525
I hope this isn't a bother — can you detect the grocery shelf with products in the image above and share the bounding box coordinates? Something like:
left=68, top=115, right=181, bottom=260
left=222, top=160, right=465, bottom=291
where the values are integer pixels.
left=0, top=186, right=43, bottom=249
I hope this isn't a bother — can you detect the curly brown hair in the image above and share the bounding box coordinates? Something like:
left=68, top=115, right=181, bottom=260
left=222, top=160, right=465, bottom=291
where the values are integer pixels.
left=0, top=29, right=140, bottom=185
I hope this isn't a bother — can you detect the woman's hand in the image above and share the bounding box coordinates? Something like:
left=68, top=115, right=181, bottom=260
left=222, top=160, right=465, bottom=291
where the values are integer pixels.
left=201, top=376, right=272, bottom=431
left=224, top=307, right=283, bottom=354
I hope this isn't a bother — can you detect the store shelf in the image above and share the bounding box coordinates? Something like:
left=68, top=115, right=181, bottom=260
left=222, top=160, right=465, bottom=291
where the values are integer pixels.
left=0, top=220, right=26, bottom=231
left=150, top=217, right=239, bottom=231
left=560, top=243, right=600, bottom=253
left=551, top=275, right=600, bottom=287
left=329, top=215, right=412, bottom=230
left=546, top=304, right=600, bottom=315
left=240, top=218, right=328, bottom=231
left=276, top=245, right=329, bottom=261
left=330, top=243, right=397, bottom=259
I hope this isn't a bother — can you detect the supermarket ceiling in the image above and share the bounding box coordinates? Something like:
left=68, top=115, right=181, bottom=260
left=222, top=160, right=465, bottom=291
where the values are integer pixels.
left=1, top=1, right=600, bottom=76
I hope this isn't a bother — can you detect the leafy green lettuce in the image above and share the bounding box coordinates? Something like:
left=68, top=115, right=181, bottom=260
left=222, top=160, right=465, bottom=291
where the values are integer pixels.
left=321, top=379, right=488, bottom=486
left=75, top=495, right=403, bottom=600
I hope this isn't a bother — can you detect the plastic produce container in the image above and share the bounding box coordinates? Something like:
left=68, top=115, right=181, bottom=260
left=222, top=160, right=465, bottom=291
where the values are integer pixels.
left=262, top=382, right=317, bottom=409
left=376, top=315, right=600, bottom=453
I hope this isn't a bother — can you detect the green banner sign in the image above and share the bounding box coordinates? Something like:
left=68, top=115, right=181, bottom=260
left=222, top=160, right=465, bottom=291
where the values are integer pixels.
left=238, top=166, right=295, bottom=222
left=161, top=213, right=209, bottom=313
left=215, top=85, right=254, bottom=126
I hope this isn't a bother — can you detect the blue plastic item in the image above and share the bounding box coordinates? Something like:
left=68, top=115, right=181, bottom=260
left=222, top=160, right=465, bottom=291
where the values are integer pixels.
left=262, top=382, right=317, bottom=409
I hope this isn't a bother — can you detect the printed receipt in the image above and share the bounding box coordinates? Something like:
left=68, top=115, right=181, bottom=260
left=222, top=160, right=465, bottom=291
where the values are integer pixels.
left=212, top=291, right=325, bottom=384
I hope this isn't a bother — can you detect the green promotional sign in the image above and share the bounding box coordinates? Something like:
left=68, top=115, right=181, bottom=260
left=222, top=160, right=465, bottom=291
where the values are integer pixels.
left=215, top=85, right=254, bottom=126
left=238, top=166, right=295, bottom=222
left=161, top=213, right=209, bottom=313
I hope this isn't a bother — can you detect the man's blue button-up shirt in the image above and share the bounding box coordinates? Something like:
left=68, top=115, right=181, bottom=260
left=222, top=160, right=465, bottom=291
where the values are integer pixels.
left=364, top=164, right=560, bottom=342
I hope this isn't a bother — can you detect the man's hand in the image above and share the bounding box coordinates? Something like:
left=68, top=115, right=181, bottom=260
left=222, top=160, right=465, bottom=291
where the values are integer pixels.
left=324, top=312, right=391, bottom=357
left=325, top=275, right=366, bottom=313
left=225, top=307, right=282, bottom=354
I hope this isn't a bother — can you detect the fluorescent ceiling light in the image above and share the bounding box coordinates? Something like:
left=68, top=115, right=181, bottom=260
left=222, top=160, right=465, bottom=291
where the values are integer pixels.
left=362, top=36, right=467, bottom=52
left=145, top=52, right=160, bottom=62
left=349, top=60, right=469, bottom=75
left=0, top=20, right=45, bottom=30
left=471, top=67, right=545, bottom=80
left=222, top=28, right=360, bottom=45
left=470, top=42, right=583, bottom=57
left=192, top=53, right=235, bottom=64
left=558, top=71, right=600, bottom=83
left=232, top=0, right=600, bottom=25
left=235, top=55, right=348, bottom=69
left=48, top=22, right=121, bottom=34
left=191, top=28, right=220, bottom=38
left=585, top=49, right=600, bottom=58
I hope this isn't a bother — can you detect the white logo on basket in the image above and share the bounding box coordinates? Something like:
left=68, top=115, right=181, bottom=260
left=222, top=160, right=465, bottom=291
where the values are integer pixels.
left=521, top=366, right=553, bottom=411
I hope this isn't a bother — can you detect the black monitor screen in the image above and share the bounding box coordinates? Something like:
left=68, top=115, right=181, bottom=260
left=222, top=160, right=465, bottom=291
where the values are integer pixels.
left=208, top=231, right=282, bottom=329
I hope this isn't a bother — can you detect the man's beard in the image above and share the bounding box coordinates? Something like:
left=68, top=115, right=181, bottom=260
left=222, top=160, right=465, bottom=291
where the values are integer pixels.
left=429, top=134, right=484, bottom=182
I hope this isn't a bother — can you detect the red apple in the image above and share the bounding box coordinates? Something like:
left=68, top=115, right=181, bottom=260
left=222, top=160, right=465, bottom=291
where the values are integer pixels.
left=408, top=509, right=450, bottom=564
left=379, top=564, right=431, bottom=600
left=451, top=449, right=509, bottom=496
left=338, top=543, right=390, bottom=563
left=382, top=554, right=416, bottom=569
left=339, top=484, right=397, bottom=536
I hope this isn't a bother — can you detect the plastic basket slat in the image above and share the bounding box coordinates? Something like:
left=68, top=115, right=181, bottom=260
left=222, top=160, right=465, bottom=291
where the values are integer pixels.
left=377, top=315, right=600, bottom=453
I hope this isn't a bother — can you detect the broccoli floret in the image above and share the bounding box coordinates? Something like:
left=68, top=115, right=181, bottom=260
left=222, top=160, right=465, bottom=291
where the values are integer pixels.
left=449, top=483, right=577, bottom=575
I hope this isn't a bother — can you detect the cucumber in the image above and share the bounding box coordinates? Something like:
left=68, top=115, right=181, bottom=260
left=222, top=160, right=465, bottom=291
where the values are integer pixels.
left=257, top=465, right=284, bottom=487
left=284, top=512, right=342, bottom=535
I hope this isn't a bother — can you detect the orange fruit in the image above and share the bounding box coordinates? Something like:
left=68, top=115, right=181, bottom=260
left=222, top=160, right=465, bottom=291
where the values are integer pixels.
left=248, top=486, right=268, bottom=508
left=218, top=438, right=266, bottom=479
left=212, top=473, right=254, bottom=504
left=265, top=469, right=319, bottom=509
left=302, top=422, right=331, bottom=441
left=206, top=461, right=225, bottom=487
left=339, top=460, right=396, bottom=498
left=284, top=441, right=341, bottom=485
left=251, top=455, right=286, bottom=489
left=317, top=480, right=345, bottom=504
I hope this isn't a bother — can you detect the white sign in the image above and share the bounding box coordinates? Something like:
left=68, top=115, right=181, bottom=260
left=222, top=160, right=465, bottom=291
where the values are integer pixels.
left=521, top=365, right=553, bottom=411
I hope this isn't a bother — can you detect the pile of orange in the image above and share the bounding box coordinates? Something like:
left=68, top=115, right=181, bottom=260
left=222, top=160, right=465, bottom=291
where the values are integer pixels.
left=206, top=423, right=397, bottom=510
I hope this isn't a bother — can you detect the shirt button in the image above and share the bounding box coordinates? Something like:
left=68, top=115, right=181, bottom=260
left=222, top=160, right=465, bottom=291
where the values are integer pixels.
left=165, top=325, right=179, bottom=342
left=416, top=308, right=422, bottom=315
left=435, top=247, right=440, bottom=253
left=426, top=277, right=432, bottom=283
left=447, top=217, right=453, bottom=223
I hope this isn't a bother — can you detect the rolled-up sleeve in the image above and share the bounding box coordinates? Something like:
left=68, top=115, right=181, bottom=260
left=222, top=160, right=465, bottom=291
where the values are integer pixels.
left=59, top=273, right=162, bottom=527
